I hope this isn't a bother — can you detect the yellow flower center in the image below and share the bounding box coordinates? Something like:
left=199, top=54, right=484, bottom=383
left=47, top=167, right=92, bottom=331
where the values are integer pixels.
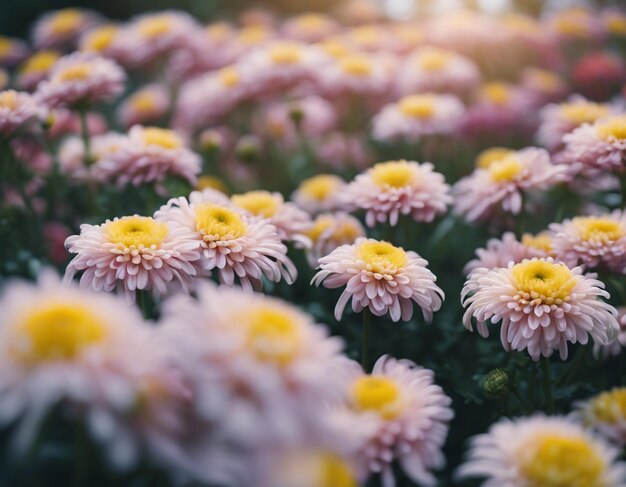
left=352, top=376, right=403, bottom=419
left=130, top=92, right=157, bottom=113
left=522, top=232, right=553, bottom=253
left=528, top=69, right=563, bottom=92
left=488, top=155, right=524, bottom=182
left=475, top=147, right=515, bottom=169
left=218, top=66, right=240, bottom=88
left=142, top=127, right=182, bottom=149
left=137, top=16, right=173, bottom=39
left=231, top=191, right=280, bottom=218
left=0, top=37, right=13, bottom=56
left=482, top=82, right=510, bottom=105
left=319, top=40, right=350, bottom=59
left=20, top=51, right=60, bottom=75
left=238, top=26, right=269, bottom=45
left=318, top=453, right=358, bottom=487
left=573, top=217, right=624, bottom=243
left=49, top=9, right=82, bottom=35
left=350, top=26, right=381, bottom=46
left=269, top=44, right=302, bottom=65
left=554, top=16, right=593, bottom=38
left=243, top=306, right=301, bottom=366
left=398, top=95, right=436, bottom=119
left=206, top=23, right=232, bottom=41
left=371, top=160, right=415, bottom=188
left=561, top=102, right=609, bottom=125
left=82, top=25, right=118, bottom=52
left=519, top=435, right=605, bottom=487
left=195, top=205, right=246, bottom=240
left=0, top=91, right=18, bottom=110
left=0, top=70, right=8, bottom=90
left=597, top=116, right=626, bottom=141
left=512, top=260, right=575, bottom=303
left=358, top=241, right=408, bottom=274
left=296, top=13, right=327, bottom=30
left=339, top=56, right=372, bottom=76
left=418, top=49, right=452, bottom=71
left=56, top=63, right=93, bottom=82
left=299, top=174, right=341, bottom=201
left=308, top=216, right=333, bottom=242
left=12, top=302, right=106, bottom=365
left=589, top=388, right=626, bottom=424
left=104, top=216, right=169, bottom=249
left=607, top=14, right=626, bottom=36
left=504, top=14, right=542, bottom=35
left=196, top=175, right=227, bottom=193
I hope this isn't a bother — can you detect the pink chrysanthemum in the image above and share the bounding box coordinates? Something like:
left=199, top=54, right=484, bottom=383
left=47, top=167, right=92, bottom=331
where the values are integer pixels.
left=312, top=238, right=444, bottom=322
left=315, top=53, right=391, bottom=97
left=457, top=415, right=626, bottom=487
left=65, top=215, right=202, bottom=302
left=372, top=93, right=465, bottom=142
left=16, top=50, right=61, bottom=92
left=335, top=355, right=453, bottom=487
left=520, top=67, right=568, bottom=107
left=36, top=52, right=126, bottom=109
left=594, top=307, right=626, bottom=358
left=78, top=24, right=120, bottom=57
left=32, top=8, right=101, bottom=50
left=343, top=160, right=451, bottom=227
left=305, top=212, right=365, bottom=267
left=292, top=174, right=346, bottom=215
left=281, top=13, right=341, bottom=42
left=453, top=147, right=569, bottom=223
left=462, top=257, right=619, bottom=360
left=0, top=36, right=30, bottom=67
left=316, top=132, right=373, bottom=171
left=92, top=126, right=201, bottom=189
left=0, top=90, right=40, bottom=136
left=550, top=211, right=626, bottom=273
left=57, top=131, right=125, bottom=179
left=117, top=84, right=169, bottom=128
left=575, top=388, right=626, bottom=447
left=156, top=192, right=297, bottom=290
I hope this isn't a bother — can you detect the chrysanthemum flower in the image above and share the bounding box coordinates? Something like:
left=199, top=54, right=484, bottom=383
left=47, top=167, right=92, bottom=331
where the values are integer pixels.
left=291, top=174, right=346, bottom=214
left=462, top=257, right=618, bottom=360
left=457, top=415, right=626, bottom=487
left=156, top=192, right=297, bottom=290
left=65, top=215, right=202, bottom=302
left=32, top=8, right=100, bottom=50
left=316, top=53, right=391, bottom=97
left=336, top=355, right=453, bottom=487
left=343, top=160, right=451, bottom=227
left=549, top=8, right=605, bottom=43
left=36, top=52, right=126, bottom=109
left=78, top=24, right=120, bottom=56
left=576, top=388, right=626, bottom=447
left=0, top=90, right=39, bottom=136
left=281, top=13, right=340, bottom=42
left=594, top=307, right=626, bottom=358
left=453, top=147, right=569, bottom=223
left=520, top=67, right=568, bottom=107
left=16, top=50, right=60, bottom=91
left=604, top=9, right=626, bottom=38
left=372, top=93, right=465, bottom=142
left=117, top=84, right=169, bottom=128
left=231, top=190, right=312, bottom=246
left=58, top=131, right=125, bottom=179
left=550, top=212, right=626, bottom=272
left=264, top=449, right=359, bottom=487
left=0, top=36, right=30, bottom=67
left=313, top=238, right=444, bottom=322
left=305, top=212, right=365, bottom=267
left=92, top=126, right=201, bottom=188
left=474, top=147, right=516, bottom=169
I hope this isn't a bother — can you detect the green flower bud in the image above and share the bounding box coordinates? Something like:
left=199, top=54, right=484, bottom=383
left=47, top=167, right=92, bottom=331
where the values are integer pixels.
left=483, top=369, right=510, bottom=399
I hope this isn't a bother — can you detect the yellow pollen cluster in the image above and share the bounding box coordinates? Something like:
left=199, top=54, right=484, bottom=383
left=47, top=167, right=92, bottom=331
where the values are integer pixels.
left=340, top=56, right=372, bottom=76
left=319, top=40, right=350, bottom=59
left=137, top=16, right=173, bottom=39
left=350, top=26, right=381, bottom=46
left=475, top=147, right=515, bottom=169
left=371, top=160, right=416, bottom=188
left=522, top=232, right=553, bottom=253
left=0, top=37, right=13, bottom=56
left=231, top=190, right=280, bottom=218
left=597, top=116, right=626, bottom=141
left=142, top=127, right=182, bottom=149
left=519, top=434, right=605, bottom=487
left=398, top=95, right=436, bottom=119
left=243, top=306, right=301, bottom=365
left=606, top=14, right=626, bottom=36
left=352, top=376, right=404, bottom=420
left=488, top=155, right=523, bottom=183
left=574, top=217, right=624, bottom=243
left=20, top=51, right=60, bottom=75
left=504, top=14, right=542, bottom=35
left=206, top=23, right=232, bottom=41
left=130, top=91, right=157, bottom=113
left=589, top=388, right=626, bottom=425
left=49, top=9, right=83, bottom=35
left=196, top=175, right=227, bottom=193
left=56, top=63, right=93, bottom=82
left=308, top=216, right=333, bottom=243
left=13, top=303, right=106, bottom=365
left=529, top=69, right=563, bottom=92
left=511, top=260, right=575, bottom=303
left=82, top=25, right=118, bottom=52
left=553, top=14, right=594, bottom=38
left=418, top=49, right=452, bottom=71
left=296, top=14, right=327, bottom=30
left=358, top=241, right=408, bottom=274
left=0, top=90, right=18, bottom=110
left=238, top=26, right=270, bottom=45
left=195, top=205, right=246, bottom=240
left=269, top=44, right=302, bottom=65
left=104, top=216, right=168, bottom=249
left=218, top=66, right=240, bottom=88
left=318, top=453, right=358, bottom=487
left=561, top=102, right=609, bottom=125
left=482, top=82, right=510, bottom=105
left=299, top=174, right=341, bottom=201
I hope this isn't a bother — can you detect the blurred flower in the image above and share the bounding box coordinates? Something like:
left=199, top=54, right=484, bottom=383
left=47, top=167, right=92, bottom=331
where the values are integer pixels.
left=57, top=131, right=125, bottom=179
left=520, top=67, right=568, bottom=107
left=79, top=24, right=120, bottom=56
left=457, top=415, right=626, bottom=487
left=462, top=257, right=618, bottom=360
left=292, top=174, right=346, bottom=214
left=603, top=9, right=626, bottom=38
left=265, top=450, right=359, bottom=487
left=196, top=175, right=228, bottom=194
left=594, top=307, right=626, bottom=359
left=47, top=107, right=107, bottom=139
left=0, top=36, right=30, bottom=66
left=32, top=8, right=100, bottom=50
left=305, top=212, right=365, bottom=267
left=316, top=53, right=390, bottom=97
left=572, top=52, right=626, bottom=102
left=118, top=84, right=169, bottom=128
left=576, top=388, right=626, bottom=447
left=474, top=147, right=515, bottom=169
left=313, top=238, right=443, bottom=322
left=65, top=215, right=202, bottom=302
left=281, top=13, right=340, bottom=43
left=16, top=50, right=61, bottom=91
left=343, top=160, right=451, bottom=227
left=316, top=132, right=372, bottom=170
left=0, top=90, right=40, bottom=137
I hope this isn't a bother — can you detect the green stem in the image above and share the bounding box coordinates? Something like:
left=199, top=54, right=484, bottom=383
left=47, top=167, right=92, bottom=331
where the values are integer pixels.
left=541, top=356, right=554, bottom=414
left=556, top=347, right=586, bottom=388
left=362, top=308, right=372, bottom=371
left=79, top=108, right=92, bottom=166
left=619, top=171, right=626, bottom=209
left=511, top=389, right=531, bottom=414
left=73, top=424, right=88, bottom=487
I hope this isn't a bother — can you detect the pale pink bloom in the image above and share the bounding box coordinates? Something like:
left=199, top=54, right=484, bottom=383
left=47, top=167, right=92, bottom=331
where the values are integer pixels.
left=395, top=47, right=481, bottom=98
left=0, top=37, right=30, bottom=66
left=117, top=84, right=169, bottom=128
left=92, top=126, right=201, bottom=189
left=575, top=387, right=626, bottom=446
left=457, top=415, right=626, bottom=487
left=315, top=132, right=373, bottom=170
left=57, top=131, right=126, bottom=179
left=462, top=257, right=618, bottom=360
left=36, top=52, right=125, bottom=109
left=10, top=138, right=52, bottom=174
left=316, top=53, right=391, bottom=97
left=32, top=8, right=101, bottom=50
left=341, top=25, right=400, bottom=52
left=520, top=67, right=568, bottom=107
left=156, top=192, right=297, bottom=290
left=78, top=24, right=120, bottom=57
left=464, top=232, right=546, bottom=276
left=47, top=108, right=107, bottom=139
left=453, top=147, right=569, bottom=223
left=291, top=174, right=346, bottom=215
left=305, top=212, right=365, bottom=267
left=372, top=93, right=465, bottom=142
left=16, top=50, right=61, bottom=92
left=282, top=13, right=341, bottom=42
left=550, top=211, right=626, bottom=273
left=312, top=238, right=444, bottom=322
left=344, top=160, right=451, bottom=227
left=65, top=215, right=202, bottom=303
left=335, top=355, right=453, bottom=487
left=548, top=8, right=605, bottom=44
left=0, top=90, right=40, bottom=136
left=594, top=308, right=626, bottom=358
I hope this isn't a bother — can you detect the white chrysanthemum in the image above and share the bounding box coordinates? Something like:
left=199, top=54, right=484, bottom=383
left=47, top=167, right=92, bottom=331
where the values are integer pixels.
left=313, top=238, right=444, bottom=322
left=292, top=174, right=346, bottom=215
left=595, top=307, right=626, bottom=358
left=0, top=90, right=39, bottom=136
left=334, top=355, right=453, bottom=487
left=36, top=52, right=125, bottom=109
left=156, top=192, right=297, bottom=290
left=550, top=211, right=626, bottom=272
left=57, top=131, right=126, bottom=179
left=457, top=415, right=626, bottom=487
left=305, top=212, right=365, bottom=268
left=462, top=257, right=619, bottom=360
left=117, top=83, right=169, bottom=128
left=65, top=215, right=202, bottom=302
left=372, top=93, right=465, bottom=142
left=575, top=388, right=626, bottom=446
left=316, top=53, right=391, bottom=97
left=32, top=8, right=100, bottom=50
left=395, top=47, right=481, bottom=98
left=344, top=160, right=451, bottom=227
left=453, top=147, right=569, bottom=223
left=92, top=126, right=201, bottom=188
